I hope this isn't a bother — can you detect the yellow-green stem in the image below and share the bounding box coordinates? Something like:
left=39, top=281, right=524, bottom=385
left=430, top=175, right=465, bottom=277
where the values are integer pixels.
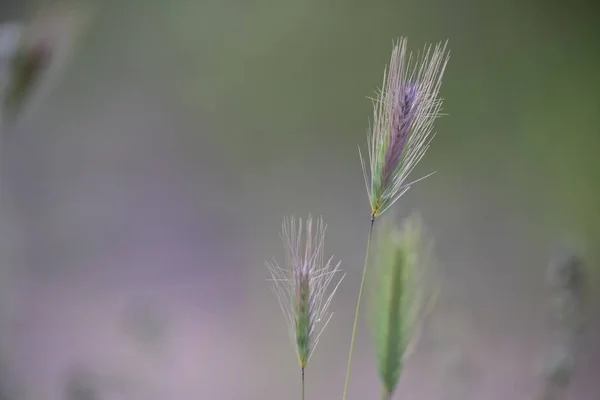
left=381, top=389, right=391, bottom=400
left=342, top=216, right=375, bottom=400
left=301, top=367, right=305, bottom=400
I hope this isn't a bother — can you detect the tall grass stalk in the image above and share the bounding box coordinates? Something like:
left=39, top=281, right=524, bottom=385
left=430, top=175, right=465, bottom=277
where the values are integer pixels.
left=341, top=217, right=374, bottom=400
left=267, top=215, right=344, bottom=400
left=343, top=37, right=449, bottom=400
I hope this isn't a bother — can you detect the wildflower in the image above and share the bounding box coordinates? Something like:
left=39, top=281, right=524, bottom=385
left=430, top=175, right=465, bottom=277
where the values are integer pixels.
left=360, top=38, right=449, bottom=219
left=267, top=215, right=344, bottom=369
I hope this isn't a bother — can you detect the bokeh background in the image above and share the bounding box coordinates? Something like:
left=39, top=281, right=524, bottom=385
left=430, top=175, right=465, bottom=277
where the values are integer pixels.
left=0, top=0, right=599, bottom=399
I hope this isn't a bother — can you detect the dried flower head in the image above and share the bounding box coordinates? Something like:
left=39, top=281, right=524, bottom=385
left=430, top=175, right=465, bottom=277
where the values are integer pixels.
left=360, top=38, right=449, bottom=218
left=368, top=214, right=437, bottom=398
left=267, top=215, right=344, bottom=368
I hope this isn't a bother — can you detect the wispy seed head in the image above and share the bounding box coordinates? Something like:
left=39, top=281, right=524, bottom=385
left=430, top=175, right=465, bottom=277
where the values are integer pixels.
left=360, top=38, right=450, bottom=218
left=267, top=215, right=344, bottom=368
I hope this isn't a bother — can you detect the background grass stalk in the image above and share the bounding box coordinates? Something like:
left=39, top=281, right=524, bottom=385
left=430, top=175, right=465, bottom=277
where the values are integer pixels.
left=536, top=245, right=585, bottom=400
left=380, top=241, right=404, bottom=396
left=368, top=215, right=435, bottom=400
left=342, top=216, right=375, bottom=400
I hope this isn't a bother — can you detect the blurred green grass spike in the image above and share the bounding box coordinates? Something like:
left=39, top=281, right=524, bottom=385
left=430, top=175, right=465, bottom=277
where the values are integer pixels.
left=369, top=213, right=437, bottom=398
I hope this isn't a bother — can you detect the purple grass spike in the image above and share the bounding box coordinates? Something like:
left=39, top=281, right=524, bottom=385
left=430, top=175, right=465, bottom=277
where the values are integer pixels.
left=359, top=38, right=450, bottom=219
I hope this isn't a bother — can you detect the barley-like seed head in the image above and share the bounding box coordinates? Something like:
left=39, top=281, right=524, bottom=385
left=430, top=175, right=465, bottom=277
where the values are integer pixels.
left=360, top=38, right=449, bottom=218
left=267, top=215, right=344, bottom=368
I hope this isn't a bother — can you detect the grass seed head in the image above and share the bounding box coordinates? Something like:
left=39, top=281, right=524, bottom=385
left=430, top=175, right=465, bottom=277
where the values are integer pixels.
left=360, top=38, right=450, bottom=218
left=267, top=215, right=344, bottom=368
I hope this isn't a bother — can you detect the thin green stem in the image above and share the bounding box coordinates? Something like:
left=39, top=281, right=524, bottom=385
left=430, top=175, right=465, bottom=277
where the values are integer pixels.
left=380, top=389, right=391, bottom=400
left=342, top=216, right=376, bottom=400
left=301, top=367, right=305, bottom=400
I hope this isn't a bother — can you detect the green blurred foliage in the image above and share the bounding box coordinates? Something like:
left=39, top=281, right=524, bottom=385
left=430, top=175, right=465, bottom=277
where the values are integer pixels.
left=155, top=0, right=600, bottom=275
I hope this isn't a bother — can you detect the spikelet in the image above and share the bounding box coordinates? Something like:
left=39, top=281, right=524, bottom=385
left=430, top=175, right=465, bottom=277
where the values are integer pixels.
left=267, top=215, right=344, bottom=368
left=360, top=38, right=449, bottom=219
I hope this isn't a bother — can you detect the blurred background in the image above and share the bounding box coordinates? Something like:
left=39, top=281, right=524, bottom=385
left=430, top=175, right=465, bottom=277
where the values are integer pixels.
left=0, top=0, right=599, bottom=399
